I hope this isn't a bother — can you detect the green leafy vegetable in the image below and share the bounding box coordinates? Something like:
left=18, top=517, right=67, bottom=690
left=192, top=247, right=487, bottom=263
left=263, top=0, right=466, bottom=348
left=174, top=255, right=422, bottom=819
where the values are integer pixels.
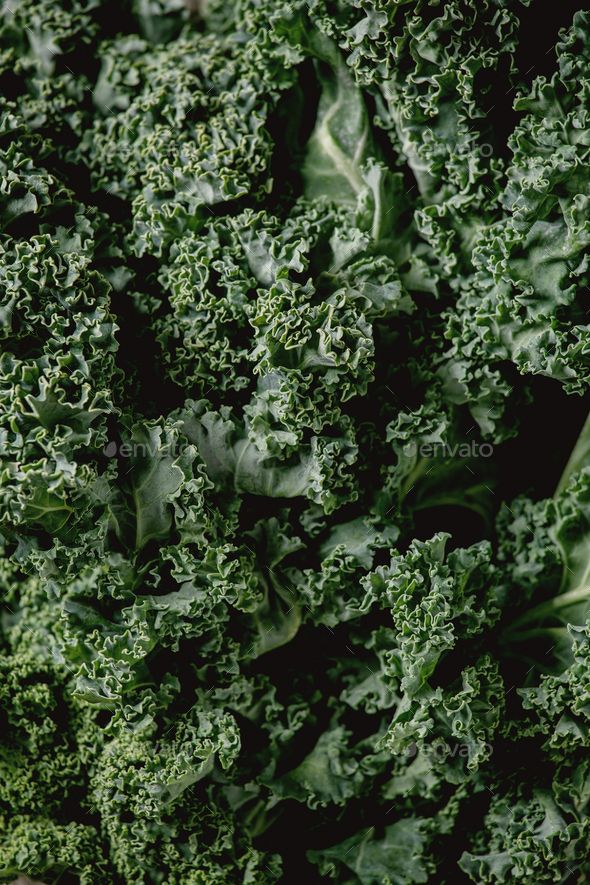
left=4, top=1, right=590, bottom=883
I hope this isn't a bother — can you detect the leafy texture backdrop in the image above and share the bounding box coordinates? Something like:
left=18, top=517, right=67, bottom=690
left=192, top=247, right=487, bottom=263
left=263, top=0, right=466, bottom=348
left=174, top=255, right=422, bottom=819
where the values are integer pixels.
left=1, top=1, right=590, bottom=882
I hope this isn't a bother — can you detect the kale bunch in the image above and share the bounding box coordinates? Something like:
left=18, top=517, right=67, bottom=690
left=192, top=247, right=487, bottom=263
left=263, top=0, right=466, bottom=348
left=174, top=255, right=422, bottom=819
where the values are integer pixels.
left=2, top=1, right=590, bottom=882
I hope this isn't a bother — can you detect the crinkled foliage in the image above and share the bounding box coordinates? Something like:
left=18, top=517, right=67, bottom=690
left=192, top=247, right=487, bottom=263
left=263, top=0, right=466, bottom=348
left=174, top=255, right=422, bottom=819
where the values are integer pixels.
left=3, top=2, right=590, bottom=884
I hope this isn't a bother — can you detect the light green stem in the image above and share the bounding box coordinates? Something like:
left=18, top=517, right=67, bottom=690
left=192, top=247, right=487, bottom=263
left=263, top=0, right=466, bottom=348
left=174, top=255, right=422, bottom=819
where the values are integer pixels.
left=507, top=584, right=590, bottom=634
left=555, top=410, right=590, bottom=497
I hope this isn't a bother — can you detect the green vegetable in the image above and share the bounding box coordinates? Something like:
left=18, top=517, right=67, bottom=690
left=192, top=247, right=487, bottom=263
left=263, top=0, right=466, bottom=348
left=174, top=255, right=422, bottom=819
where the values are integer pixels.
left=3, top=1, right=590, bottom=882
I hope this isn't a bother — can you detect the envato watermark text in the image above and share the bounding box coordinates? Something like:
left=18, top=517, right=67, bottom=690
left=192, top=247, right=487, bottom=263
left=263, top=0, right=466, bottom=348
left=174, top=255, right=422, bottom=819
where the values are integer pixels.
left=103, top=440, right=191, bottom=459
left=409, top=441, right=493, bottom=459
left=401, top=740, right=493, bottom=761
